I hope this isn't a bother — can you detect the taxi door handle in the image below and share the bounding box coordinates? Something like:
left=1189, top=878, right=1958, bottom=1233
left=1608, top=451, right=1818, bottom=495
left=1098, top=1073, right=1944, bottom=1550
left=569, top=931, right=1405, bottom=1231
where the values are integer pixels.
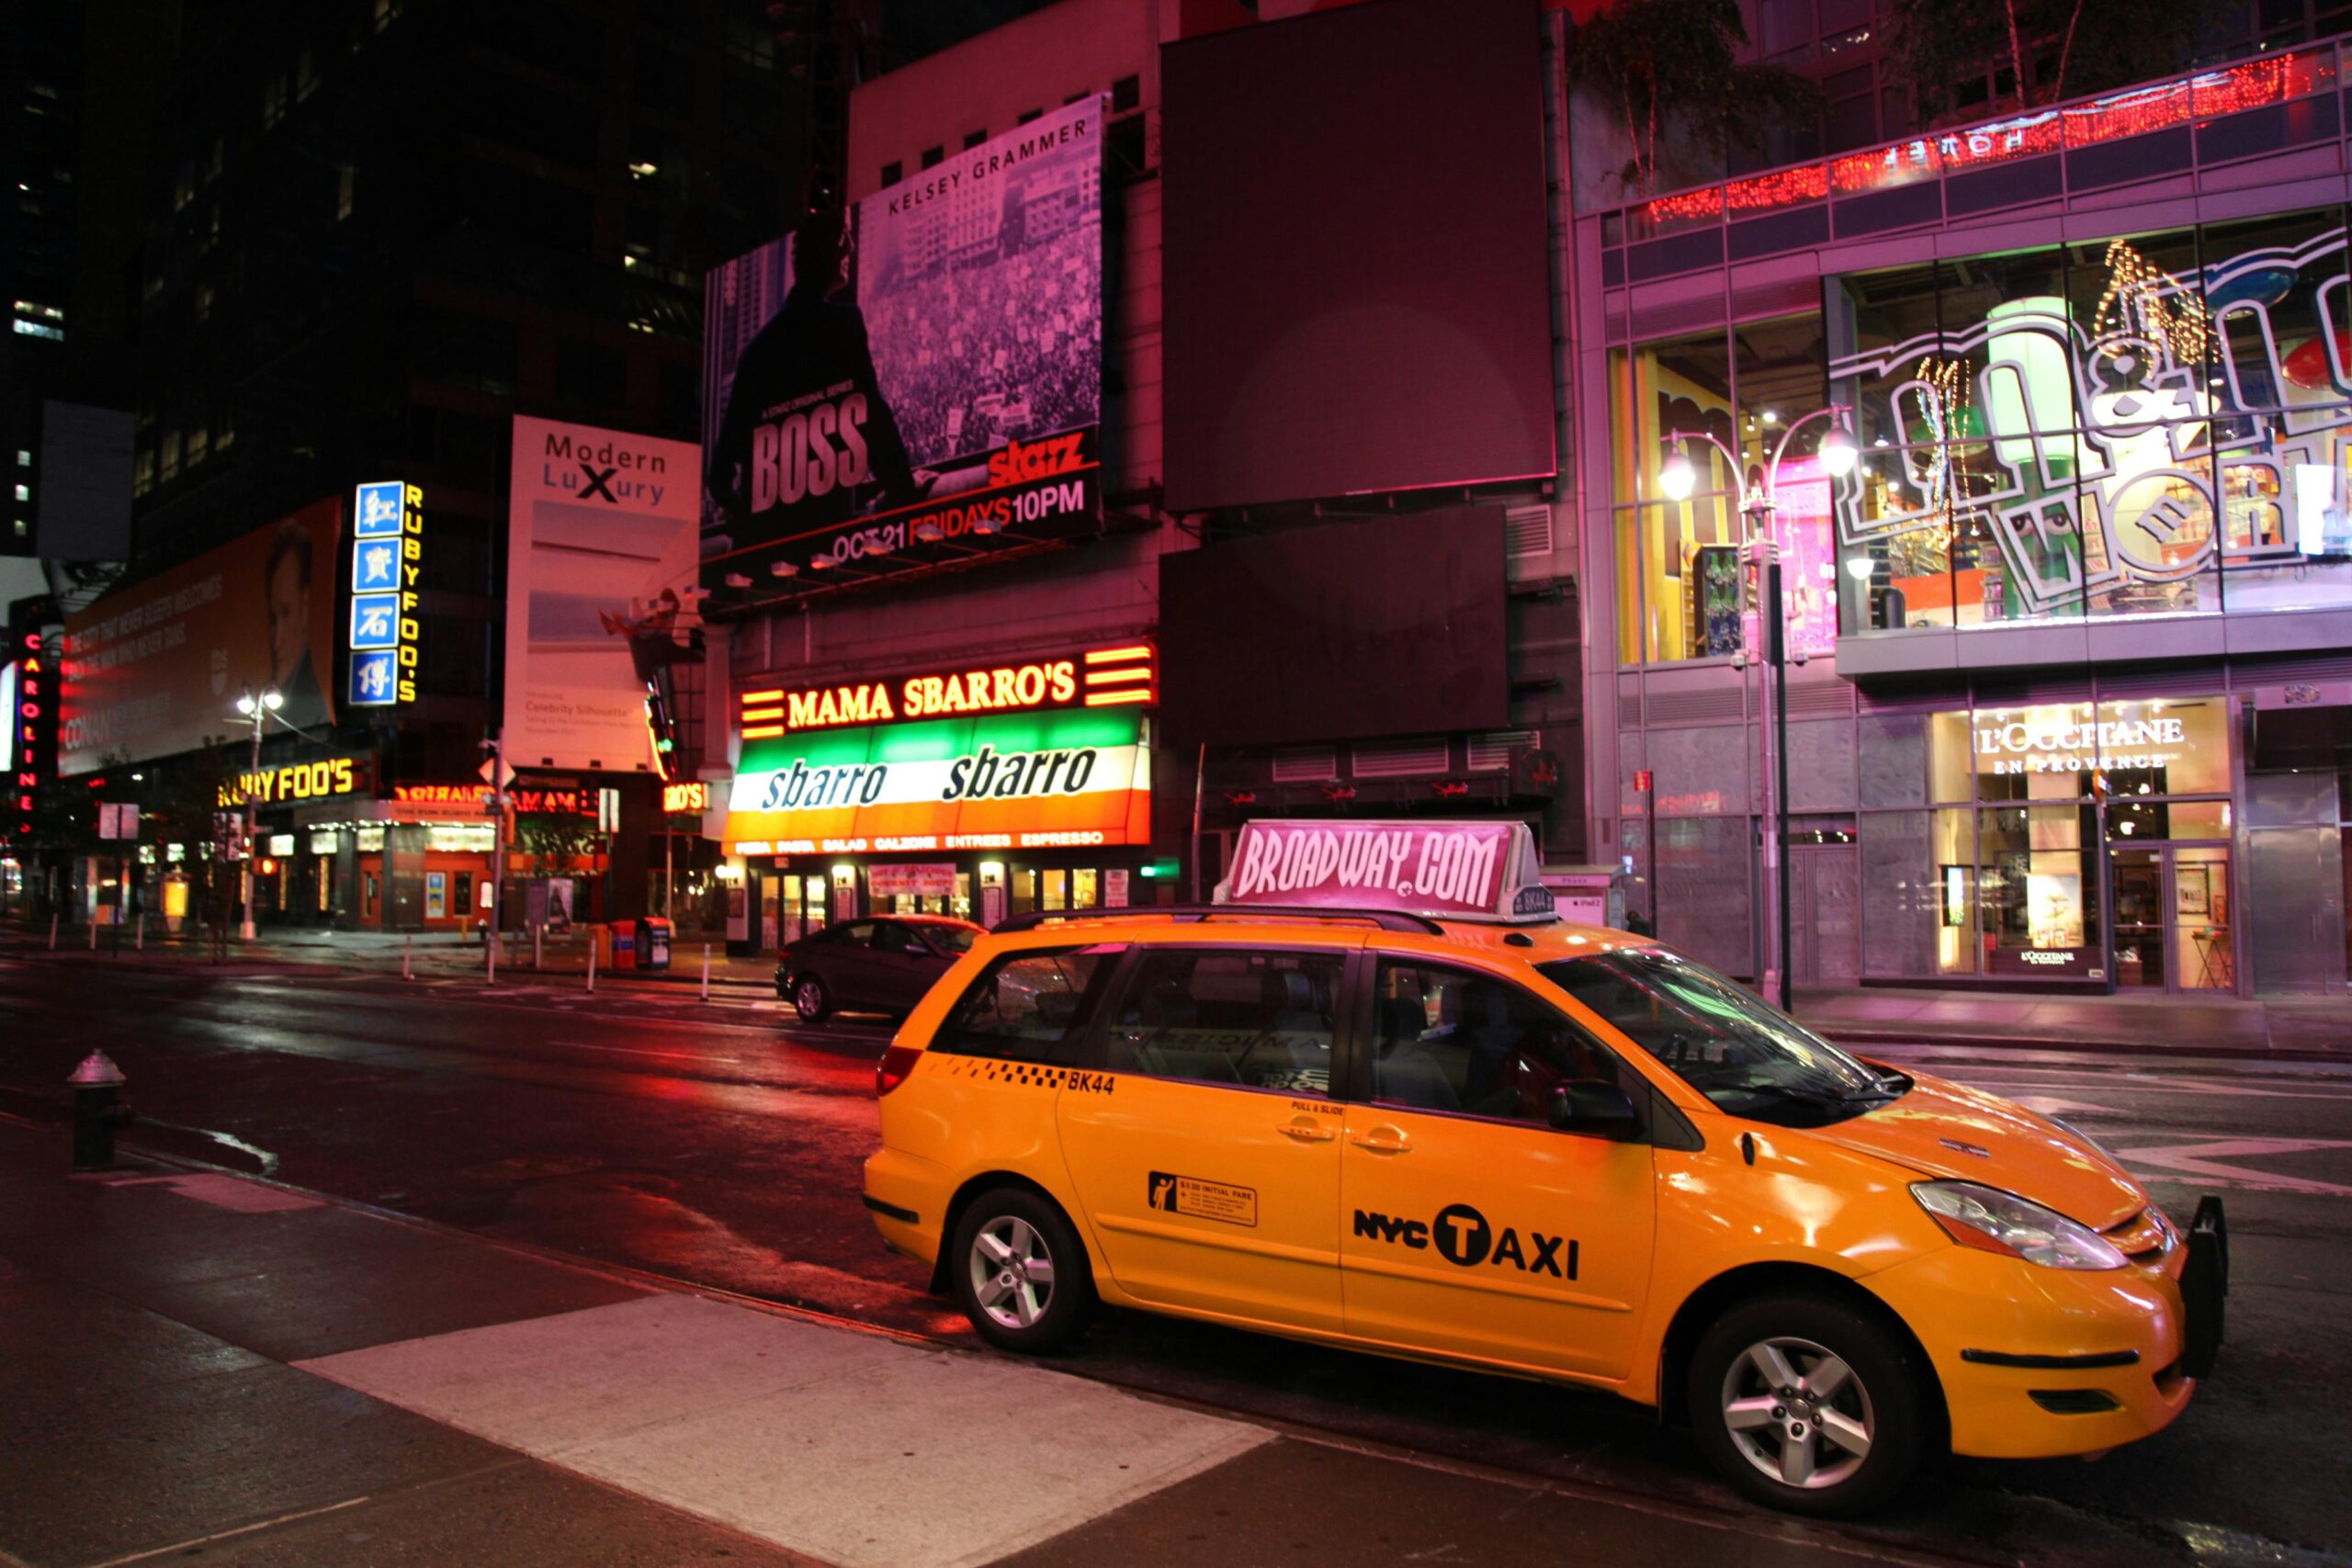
left=1349, top=1126, right=1411, bottom=1155
left=1279, top=1117, right=1336, bottom=1143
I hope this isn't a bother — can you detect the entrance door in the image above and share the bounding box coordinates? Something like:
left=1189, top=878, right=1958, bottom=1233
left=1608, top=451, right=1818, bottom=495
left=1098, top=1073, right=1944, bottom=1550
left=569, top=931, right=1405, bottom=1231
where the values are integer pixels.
left=2111, top=845, right=2233, bottom=992
left=1789, top=844, right=1860, bottom=987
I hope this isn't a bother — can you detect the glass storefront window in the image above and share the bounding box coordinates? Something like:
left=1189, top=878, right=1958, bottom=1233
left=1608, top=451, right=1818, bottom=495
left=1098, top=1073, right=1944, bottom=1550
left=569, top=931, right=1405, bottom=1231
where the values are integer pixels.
left=2093, top=695, right=2232, bottom=795
left=1073, top=867, right=1098, bottom=908
left=1824, top=209, right=2352, bottom=637
left=1931, top=807, right=1977, bottom=976
left=1972, top=703, right=2101, bottom=800
left=1978, top=803, right=2099, bottom=976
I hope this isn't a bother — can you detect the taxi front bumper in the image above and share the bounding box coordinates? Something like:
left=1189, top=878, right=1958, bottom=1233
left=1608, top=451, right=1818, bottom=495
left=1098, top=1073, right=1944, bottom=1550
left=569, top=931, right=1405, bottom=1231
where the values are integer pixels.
left=1864, top=1197, right=2225, bottom=1461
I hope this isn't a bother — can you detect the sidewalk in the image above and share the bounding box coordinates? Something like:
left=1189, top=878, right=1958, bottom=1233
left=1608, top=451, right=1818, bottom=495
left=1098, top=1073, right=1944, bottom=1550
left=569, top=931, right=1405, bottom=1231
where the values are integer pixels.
left=0, top=1115, right=1859, bottom=1568
left=1793, top=983, right=2352, bottom=1056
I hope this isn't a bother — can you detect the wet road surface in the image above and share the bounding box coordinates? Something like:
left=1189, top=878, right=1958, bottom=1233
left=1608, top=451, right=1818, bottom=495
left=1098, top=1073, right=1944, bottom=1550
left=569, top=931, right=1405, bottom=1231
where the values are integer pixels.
left=3, top=951, right=2347, bottom=1567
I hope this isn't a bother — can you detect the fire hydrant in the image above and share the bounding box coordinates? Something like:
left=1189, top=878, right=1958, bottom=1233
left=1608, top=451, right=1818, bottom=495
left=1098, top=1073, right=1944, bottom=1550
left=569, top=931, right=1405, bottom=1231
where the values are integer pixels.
left=69, top=1051, right=130, bottom=1171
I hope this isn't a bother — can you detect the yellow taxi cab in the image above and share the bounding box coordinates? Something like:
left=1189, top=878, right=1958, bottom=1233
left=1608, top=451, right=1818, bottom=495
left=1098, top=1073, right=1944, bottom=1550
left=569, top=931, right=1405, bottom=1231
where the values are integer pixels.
left=861, top=819, right=2227, bottom=1514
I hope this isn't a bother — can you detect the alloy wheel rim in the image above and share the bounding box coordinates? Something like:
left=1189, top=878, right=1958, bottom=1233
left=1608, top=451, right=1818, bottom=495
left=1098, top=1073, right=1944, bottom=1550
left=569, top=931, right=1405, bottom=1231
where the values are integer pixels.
left=797, top=978, right=822, bottom=1016
left=968, top=1214, right=1055, bottom=1330
left=1720, top=1335, right=1875, bottom=1490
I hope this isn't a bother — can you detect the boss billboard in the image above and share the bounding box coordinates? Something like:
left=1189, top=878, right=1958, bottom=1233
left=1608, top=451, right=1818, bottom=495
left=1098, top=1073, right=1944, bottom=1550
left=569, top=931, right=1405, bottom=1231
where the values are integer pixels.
left=702, top=96, right=1103, bottom=600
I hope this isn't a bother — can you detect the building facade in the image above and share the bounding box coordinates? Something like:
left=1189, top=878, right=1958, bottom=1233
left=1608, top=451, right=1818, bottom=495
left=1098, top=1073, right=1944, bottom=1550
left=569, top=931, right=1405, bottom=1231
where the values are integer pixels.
left=1575, top=43, right=2352, bottom=995
left=50, top=0, right=813, bottom=932
left=702, top=0, right=1589, bottom=952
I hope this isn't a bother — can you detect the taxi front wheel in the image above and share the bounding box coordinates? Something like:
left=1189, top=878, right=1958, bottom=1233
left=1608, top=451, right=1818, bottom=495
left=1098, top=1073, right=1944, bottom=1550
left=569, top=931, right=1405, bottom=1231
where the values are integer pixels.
left=1687, top=1294, right=1928, bottom=1517
left=951, top=1188, right=1096, bottom=1354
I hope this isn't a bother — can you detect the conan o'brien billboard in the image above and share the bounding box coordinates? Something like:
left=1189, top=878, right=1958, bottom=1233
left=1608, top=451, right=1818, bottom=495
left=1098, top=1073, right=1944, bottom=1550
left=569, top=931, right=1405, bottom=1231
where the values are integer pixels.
left=702, top=96, right=1103, bottom=600
left=61, top=498, right=340, bottom=773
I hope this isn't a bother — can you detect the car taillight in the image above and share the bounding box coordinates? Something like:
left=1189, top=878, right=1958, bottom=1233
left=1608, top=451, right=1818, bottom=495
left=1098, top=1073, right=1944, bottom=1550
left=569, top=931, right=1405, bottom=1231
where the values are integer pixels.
left=876, top=1045, right=922, bottom=1097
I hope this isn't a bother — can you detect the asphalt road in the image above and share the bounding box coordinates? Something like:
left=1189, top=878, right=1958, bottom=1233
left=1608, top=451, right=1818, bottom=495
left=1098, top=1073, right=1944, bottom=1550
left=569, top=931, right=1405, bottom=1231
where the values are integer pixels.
left=3, top=951, right=2347, bottom=1568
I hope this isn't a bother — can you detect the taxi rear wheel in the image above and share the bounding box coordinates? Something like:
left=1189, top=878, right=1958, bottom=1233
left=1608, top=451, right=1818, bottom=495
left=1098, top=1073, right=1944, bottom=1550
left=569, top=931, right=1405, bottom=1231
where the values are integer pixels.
left=1687, top=1294, right=1927, bottom=1517
left=951, top=1188, right=1095, bottom=1354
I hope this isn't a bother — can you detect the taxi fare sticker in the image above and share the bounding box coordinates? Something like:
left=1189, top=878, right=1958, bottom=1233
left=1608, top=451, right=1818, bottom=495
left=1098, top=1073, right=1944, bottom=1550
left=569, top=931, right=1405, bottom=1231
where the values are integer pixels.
left=1147, top=1171, right=1259, bottom=1228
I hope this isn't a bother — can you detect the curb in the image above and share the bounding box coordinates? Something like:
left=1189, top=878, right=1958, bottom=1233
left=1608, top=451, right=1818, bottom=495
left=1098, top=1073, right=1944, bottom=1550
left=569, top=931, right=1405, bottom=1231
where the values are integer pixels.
left=1819, top=1027, right=2352, bottom=1063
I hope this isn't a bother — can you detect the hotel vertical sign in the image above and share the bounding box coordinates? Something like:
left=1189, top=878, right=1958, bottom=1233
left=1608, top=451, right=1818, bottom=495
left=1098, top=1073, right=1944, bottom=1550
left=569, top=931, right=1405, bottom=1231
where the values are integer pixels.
left=348, top=480, right=424, bottom=707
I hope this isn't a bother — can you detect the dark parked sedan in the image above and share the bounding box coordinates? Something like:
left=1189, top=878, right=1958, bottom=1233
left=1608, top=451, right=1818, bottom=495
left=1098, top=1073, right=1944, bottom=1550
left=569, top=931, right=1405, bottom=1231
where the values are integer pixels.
left=774, top=915, right=984, bottom=1023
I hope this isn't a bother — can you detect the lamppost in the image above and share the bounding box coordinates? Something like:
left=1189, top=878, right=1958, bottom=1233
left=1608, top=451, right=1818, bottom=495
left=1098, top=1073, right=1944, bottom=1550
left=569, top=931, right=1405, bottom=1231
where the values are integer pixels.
left=232, top=684, right=284, bottom=942
left=1657, top=406, right=1857, bottom=1011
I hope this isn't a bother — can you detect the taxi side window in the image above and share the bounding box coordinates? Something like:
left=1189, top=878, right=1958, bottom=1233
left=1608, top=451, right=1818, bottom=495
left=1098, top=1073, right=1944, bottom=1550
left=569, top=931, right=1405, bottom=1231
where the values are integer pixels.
left=1370, top=960, right=1634, bottom=1127
left=933, top=946, right=1116, bottom=1066
left=1105, top=948, right=1343, bottom=1094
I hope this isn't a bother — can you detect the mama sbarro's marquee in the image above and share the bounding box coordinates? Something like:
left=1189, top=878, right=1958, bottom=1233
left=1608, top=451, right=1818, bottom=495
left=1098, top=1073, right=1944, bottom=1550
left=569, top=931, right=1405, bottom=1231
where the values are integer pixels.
left=724, top=705, right=1152, bottom=855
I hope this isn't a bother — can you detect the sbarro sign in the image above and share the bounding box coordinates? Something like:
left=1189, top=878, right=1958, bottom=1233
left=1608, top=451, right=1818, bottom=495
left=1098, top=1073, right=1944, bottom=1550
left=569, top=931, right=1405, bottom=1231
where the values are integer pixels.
left=1215, top=819, right=1555, bottom=923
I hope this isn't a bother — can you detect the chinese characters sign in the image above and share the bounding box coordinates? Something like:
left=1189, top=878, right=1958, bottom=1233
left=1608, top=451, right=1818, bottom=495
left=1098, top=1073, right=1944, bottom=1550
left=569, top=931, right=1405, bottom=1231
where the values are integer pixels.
left=349, top=481, right=424, bottom=707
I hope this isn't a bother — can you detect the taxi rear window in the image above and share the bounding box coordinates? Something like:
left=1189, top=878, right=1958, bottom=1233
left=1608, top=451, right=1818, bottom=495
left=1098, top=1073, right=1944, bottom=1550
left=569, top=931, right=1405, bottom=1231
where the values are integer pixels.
left=933, top=946, right=1118, bottom=1065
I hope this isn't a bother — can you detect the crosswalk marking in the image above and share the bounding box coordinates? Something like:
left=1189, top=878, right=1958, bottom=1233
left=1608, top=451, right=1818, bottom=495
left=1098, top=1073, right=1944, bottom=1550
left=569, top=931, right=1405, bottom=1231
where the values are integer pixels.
left=297, top=1294, right=1269, bottom=1568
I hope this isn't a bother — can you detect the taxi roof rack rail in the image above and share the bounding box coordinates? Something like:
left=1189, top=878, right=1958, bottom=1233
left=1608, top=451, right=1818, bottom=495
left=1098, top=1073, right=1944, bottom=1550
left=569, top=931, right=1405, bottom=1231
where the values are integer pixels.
left=992, top=904, right=1445, bottom=935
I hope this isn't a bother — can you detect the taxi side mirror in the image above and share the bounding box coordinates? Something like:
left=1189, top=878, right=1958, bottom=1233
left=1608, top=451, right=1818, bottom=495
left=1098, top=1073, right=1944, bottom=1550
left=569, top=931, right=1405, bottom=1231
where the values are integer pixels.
left=1549, top=1079, right=1637, bottom=1140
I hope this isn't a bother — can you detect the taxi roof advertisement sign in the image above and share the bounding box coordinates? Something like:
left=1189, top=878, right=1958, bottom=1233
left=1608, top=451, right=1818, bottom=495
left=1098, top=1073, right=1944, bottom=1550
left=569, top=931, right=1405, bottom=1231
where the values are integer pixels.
left=700, top=96, right=1104, bottom=601
left=1215, top=819, right=1555, bottom=923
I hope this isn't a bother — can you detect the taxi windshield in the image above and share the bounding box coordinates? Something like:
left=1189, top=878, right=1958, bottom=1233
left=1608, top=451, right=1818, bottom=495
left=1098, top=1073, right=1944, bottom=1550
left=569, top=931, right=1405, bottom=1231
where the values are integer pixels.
left=1537, top=947, right=1904, bottom=1126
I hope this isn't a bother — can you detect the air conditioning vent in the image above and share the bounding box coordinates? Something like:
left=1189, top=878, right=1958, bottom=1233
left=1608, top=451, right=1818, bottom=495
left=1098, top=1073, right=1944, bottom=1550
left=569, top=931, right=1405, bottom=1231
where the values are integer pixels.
left=1271, top=746, right=1336, bottom=783
left=1781, top=679, right=1855, bottom=718
left=1643, top=688, right=1746, bottom=727
left=1351, top=738, right=1451, bottom=777
left=1504, top=504, right=1554, bottom=558
left=1467, top=730, right=1536, bottom=771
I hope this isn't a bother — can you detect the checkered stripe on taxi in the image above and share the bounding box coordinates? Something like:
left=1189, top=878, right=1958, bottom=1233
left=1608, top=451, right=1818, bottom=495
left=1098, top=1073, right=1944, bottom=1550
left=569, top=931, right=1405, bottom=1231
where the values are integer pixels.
left=938, top=1059, right=1116, bottom=1094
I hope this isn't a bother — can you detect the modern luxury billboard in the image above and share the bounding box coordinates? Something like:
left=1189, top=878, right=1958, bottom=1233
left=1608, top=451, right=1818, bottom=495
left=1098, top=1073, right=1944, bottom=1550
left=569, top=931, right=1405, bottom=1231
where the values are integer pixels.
left=702, top=96, right=1103, bottom=600
left=61, top=498, right=339, bottom=773
left=506, top=417, right=702, bottom=773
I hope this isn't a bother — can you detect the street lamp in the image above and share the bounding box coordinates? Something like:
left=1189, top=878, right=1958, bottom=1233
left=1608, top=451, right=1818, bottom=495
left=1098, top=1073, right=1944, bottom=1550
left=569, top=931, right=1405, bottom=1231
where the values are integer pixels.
left=232, top=685, right=283, bottom=942
left=1657, top=405, right=1856, bottom=1011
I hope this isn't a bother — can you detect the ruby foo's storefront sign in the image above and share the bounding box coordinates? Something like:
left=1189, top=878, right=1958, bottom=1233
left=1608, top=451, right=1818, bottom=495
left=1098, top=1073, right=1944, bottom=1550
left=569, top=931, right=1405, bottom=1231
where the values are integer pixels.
left=220, top=754, right=373, bottom=808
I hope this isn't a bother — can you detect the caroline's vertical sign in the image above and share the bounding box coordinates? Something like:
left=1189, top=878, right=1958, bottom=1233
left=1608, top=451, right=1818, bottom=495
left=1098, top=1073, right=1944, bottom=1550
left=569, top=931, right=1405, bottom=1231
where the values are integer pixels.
left=348, top=480, right=424, bottom=707
left=6, top=603, right=56, bottom=840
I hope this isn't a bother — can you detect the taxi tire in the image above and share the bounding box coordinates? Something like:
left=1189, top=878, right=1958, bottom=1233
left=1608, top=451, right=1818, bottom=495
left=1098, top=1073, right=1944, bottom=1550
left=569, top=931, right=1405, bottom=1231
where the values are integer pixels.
left=792, top=973, right=831, bottom=1023
left=1687, top=1293, right=1928, bottom=1517
left=950, top=1187, right=1096, bottom=1355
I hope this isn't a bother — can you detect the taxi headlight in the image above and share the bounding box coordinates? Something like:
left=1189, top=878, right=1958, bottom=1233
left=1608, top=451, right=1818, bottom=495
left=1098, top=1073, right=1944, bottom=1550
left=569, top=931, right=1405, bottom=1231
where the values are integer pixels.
left=1912, top=1181, right=2129, bottom=1270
